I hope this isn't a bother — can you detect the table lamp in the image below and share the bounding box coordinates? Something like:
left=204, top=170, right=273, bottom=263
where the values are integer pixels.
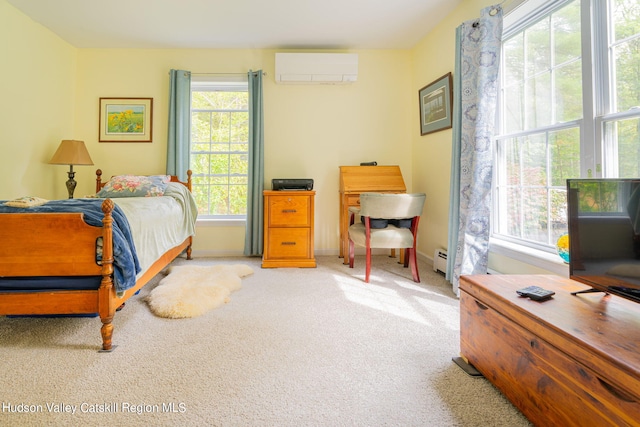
left=49, top=140, right=94, bottom=199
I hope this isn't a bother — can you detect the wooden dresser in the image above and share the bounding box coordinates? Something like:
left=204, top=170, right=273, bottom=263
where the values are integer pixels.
left=460, top=274, right=640, bottom=427
left=338, top=166, right=406, bottom=264
left=262, top=190, right=316, bottom=268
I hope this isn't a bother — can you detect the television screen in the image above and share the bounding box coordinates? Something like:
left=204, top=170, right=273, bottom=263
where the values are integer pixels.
left=567, top=179, right=640, bottom=303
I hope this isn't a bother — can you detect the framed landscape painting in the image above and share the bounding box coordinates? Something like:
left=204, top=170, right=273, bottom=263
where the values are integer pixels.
left=419, top=73, right=453, bottom=135
left=99, top=97, right=153, bottom=142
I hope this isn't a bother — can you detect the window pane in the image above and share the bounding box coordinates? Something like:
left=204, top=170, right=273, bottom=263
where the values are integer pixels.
left=229, top=153, right=248, bottom=175
left=192, top=92, right=217, bottom=109
left=613, top=40, right=640, bottom=112
left=550, top=188, right=568, bottom=239
left=522, top=187, right=548, bottom=243
left=555, top=60, right=583, bottom=122
left=526, top=18, right=551, bottom=76
left=505, top=186, right=522, bottom=236
left=504, top=82, right=524, bottom=133
left=211, top=112, right=230, bottom=142
left=230, top=112, right=249, bottom=142
left=503, top=35, right=525, bottom=132
left=612, top=0, right=640, bottom=42
left=526, top=73, right=552, bottom=129
left=503, top=137, right=522, bottom=186
left=611, top=0, right=640, bottom=113
left=523, top=134, right=547, bottom=186
left=553, top=0, right=581, bottom=64
left=209, top=185, right=230, bottom=215
left=191, top=112, right=211, bottom=147
left=549, top=127, right=580, bottom=186
left=504, top=35, right=525, bottom=82
left=191, top=153, right=210, bottom=175
left=606, top=117, right=640, bottom=177
left=229, top=185, right=247, bottom=215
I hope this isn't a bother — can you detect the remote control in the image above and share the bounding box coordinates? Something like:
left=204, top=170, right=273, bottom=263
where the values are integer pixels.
left=516, top=286, right=555, bottom=301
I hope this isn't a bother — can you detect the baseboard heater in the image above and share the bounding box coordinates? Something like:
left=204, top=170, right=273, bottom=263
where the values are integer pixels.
left=433, top=249, right=447, bottom=275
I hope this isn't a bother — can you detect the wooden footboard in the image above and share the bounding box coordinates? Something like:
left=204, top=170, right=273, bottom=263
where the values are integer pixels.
left=0, top=170, right=194, bottom=351
left=0, top=199, right=117, bottom=349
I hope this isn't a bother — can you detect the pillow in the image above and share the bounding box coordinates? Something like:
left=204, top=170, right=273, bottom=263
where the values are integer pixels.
left=3, top=196, right=49, bottom=207
left=97, top=175, right=170, bottom=198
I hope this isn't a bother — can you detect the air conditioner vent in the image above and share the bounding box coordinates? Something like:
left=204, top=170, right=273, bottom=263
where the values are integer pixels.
left=275, top=53, right=358, bottom=85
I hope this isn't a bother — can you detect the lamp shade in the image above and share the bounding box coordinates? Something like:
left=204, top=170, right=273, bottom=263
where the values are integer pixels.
left=49, top=140, right=94, bottom=165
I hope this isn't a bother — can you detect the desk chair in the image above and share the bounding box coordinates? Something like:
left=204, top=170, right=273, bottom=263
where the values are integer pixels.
left=348, top=192, right=426, bottom=283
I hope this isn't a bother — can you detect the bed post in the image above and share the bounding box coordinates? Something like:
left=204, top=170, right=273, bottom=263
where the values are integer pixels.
left=98, top=199, right=116, bottom=351
left=96, top=169, right=103, bottom=193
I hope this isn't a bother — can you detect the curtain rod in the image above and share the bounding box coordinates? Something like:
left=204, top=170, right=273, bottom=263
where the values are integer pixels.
left=168, top=71, right=266, bottom=76
left=191, top=71, right=266, bottom=76
left=500, top=0, right=526, bottom=15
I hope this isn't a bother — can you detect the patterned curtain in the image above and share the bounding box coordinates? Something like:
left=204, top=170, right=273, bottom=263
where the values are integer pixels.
left=446, top=5, right=503, bottom=296
left=244, top=70, right=264, bottom=256
left=166, top=69, right=192, bottom=181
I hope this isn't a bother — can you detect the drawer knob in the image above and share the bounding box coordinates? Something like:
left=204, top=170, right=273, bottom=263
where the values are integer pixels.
left=281, top=242, right=296, bottom=246
left=282, top=209, right=297, bottom=213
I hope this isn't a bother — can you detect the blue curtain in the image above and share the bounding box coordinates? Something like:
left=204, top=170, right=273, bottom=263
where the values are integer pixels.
left=244, top=70, right=264, bottom=256
left=446, top=5, right=503, bottom=296
left=167, top=69, right=191, bottom=181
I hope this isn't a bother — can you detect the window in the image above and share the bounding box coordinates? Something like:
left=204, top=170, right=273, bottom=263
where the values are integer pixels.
left=190, top=80, right=249, bottom=219
left=493, top=0, right=640, bottom=256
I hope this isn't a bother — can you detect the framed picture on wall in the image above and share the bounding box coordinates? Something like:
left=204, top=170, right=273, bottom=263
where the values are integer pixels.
left=418, top=73, right=453, bottom=135
left=99, top=97, right=153, bottom=142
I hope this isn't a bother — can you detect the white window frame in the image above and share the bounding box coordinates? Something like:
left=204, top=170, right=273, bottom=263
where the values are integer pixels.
left=490, top=0, right=640, bottom=272
left=190, top=76, right=249, bottom=225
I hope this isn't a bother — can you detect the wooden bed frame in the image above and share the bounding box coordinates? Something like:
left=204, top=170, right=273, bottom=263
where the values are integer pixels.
left=0, top=170, right=194, bottom=351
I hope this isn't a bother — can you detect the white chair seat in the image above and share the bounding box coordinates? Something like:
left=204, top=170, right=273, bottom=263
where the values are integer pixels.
left=348, top=223, right=415, bottom=248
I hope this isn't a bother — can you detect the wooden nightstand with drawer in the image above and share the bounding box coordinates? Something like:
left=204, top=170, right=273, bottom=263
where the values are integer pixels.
left=262, top=190, right=316, bottom=268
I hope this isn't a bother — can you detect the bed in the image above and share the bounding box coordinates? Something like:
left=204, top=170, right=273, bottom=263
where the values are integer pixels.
left=0, top=170, right=197, bottom=351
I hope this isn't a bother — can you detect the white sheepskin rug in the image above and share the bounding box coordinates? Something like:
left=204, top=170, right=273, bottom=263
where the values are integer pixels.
left=146, top=264, right=254, bottom=319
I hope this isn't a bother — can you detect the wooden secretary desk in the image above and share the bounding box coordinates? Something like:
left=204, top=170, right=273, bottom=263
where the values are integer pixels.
left=338, top=166, right=406, bottom=264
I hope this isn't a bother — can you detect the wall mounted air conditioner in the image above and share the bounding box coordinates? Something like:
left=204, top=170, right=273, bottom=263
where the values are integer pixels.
left=275, top=53, right=358, bottom=84
left=433, top=249, right=447, bottom=275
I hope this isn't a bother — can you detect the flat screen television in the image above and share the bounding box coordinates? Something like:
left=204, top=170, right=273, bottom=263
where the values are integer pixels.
left=567, top=178, right=640, bottom=303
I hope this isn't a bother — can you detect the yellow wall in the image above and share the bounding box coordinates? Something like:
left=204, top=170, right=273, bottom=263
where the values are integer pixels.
left=73, top=48, right=413, bottom=254
left=1, top=0, right=552, bottom=272
left=0, top=0, right=77, bottom=200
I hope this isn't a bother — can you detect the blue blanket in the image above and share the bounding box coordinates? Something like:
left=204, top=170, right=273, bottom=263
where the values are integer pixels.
left=0, top=199, right=141, bottom=293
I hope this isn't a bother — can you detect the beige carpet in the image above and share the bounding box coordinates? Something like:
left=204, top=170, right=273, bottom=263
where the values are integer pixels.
left=0, top=255, right=532, bottom=427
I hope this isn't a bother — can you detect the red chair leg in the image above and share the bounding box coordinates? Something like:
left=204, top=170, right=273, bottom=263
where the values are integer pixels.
left=409, top=246, right=420, bottom=283
left=349, top=239, right=355, bottom=268
left=365, top=245, right=371, bottom=283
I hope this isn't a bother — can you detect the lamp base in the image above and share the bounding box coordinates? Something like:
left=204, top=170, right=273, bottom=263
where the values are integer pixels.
left=66, top=169, right=76, bottom=199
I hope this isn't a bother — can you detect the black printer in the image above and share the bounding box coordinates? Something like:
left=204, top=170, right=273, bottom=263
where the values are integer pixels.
left=271, top=178, right=314, bottom=191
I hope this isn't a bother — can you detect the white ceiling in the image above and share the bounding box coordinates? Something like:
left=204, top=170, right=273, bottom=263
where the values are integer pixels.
left=7, top=0, right=462, bottom=49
